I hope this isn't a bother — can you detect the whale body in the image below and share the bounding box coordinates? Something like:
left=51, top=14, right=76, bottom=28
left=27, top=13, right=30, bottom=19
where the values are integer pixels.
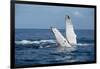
left=51, top=15, right=77, bottom=47
left=51, top=27, right=71, bottom=47
left=65, top=15, right=77, bottom=45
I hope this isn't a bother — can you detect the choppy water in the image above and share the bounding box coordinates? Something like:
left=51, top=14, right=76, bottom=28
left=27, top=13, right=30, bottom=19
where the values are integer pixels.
left=15, top=29, right=95, bottom=67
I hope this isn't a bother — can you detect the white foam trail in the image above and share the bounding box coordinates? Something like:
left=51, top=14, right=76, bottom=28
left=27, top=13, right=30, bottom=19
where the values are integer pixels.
left=76, top=43, right=94, bottom=46
left=15, top=40, right=36, bottom=45
left=32, top=41, right=40, bottom=44
left=15, top=39, right=56, bottom=45
left=15, top=40, right=94, bottom=47
left=40, top=40, right=56, bottom=43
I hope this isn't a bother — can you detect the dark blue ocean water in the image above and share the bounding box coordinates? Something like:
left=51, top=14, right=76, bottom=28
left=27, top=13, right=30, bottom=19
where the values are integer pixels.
left=15, top=29, right=95, bottom=67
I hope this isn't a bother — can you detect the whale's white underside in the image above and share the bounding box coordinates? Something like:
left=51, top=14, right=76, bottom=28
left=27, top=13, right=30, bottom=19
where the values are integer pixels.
left=51, top=15, right=77, bottom=47
left=51, top=27, right=71, bottom=47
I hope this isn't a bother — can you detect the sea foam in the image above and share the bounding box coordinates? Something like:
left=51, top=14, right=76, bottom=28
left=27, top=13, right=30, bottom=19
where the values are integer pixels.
left=15, top=39, right=56, bottom=45
left=15, top=39, right=93, bottom=46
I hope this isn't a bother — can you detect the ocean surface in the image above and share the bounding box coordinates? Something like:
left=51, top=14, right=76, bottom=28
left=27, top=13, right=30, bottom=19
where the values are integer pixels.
left=15, top=29, right=95, bottom=67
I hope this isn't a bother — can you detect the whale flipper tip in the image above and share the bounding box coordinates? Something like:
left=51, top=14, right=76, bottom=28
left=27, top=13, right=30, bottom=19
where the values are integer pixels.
left=65, top=15, right=70, bottom=19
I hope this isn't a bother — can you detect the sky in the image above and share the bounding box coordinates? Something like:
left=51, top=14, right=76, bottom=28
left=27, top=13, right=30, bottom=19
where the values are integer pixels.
left=15, top=4, right=95, bottom=29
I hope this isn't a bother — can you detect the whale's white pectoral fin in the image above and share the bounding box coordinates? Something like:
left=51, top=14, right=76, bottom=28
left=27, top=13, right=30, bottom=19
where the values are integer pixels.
left=65, top=15, right=77, bottom=45
left=51, top=27, right=71, bottom=47
left=51, top=15, right=77, bottom=47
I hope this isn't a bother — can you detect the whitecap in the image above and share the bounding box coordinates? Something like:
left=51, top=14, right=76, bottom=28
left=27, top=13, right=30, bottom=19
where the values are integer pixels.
left=40, top=40, right=56, bottom=43
left=15, top=39, right=56, bottom=45
left=15, top=40, right=34, bottom=45
left=76, top=43, right=94, bottom=46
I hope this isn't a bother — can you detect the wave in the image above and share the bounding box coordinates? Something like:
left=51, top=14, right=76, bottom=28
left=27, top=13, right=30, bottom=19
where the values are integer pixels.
left=76, top=43, right=94, bottom=46
left=15, top=39, right=56, bottom=45
left=15, top=39, right=94, bottom=46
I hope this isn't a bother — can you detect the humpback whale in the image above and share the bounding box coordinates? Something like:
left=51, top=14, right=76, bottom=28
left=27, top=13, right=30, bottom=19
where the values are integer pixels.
left=65, top=15, right=77, bottom=45
left=51, top=15, right=77, bottom=47
left=51, top=27, right=71, bottom=47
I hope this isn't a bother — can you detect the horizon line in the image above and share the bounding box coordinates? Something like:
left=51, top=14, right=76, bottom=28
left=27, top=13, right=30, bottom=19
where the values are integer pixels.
left=15, top=28, right=94, bottom=30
